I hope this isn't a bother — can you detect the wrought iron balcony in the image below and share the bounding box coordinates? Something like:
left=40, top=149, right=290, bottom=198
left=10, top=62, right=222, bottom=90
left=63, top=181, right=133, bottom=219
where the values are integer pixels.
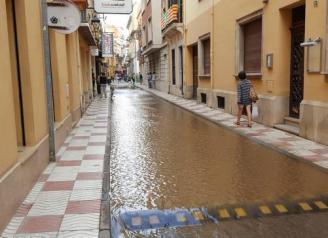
left=161, top=3, right=183, bottom=33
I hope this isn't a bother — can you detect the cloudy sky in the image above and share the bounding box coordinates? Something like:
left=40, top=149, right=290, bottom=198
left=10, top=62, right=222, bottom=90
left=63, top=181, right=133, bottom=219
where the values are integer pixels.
left=104, top=0, right=140, bottom=30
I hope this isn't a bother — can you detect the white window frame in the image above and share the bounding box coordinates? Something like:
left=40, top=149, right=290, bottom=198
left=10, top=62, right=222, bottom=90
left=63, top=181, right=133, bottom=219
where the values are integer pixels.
left=198, top=33, right=211, bottom=77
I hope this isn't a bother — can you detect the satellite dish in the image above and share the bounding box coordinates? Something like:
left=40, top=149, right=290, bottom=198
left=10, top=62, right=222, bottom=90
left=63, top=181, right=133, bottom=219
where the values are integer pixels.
left=47, top=0, right=81, bottom=34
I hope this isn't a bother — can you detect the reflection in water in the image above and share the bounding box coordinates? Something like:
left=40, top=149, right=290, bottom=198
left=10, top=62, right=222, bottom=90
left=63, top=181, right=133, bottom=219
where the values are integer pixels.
left=110, top=89, right=328, bottom=237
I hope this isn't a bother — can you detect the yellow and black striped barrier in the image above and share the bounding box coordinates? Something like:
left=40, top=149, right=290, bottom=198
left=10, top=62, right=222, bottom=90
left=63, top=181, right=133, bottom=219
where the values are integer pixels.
left=114, top=198, right=328, bottom=233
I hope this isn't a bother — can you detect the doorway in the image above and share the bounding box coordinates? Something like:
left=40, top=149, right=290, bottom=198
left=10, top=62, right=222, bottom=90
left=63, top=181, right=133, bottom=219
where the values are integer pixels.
left=192, top=45, right=198, bottom=100
left=179, top=46, right=183, bottom=95
left=6, top=0, right=26, bottom=146
left=289, top=5, right=305, bottom=118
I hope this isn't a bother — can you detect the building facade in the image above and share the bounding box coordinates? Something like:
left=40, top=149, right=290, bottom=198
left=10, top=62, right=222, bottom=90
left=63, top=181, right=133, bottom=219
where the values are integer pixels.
left=184, top=0, right=214, bottom=102
left=0, top=0, right=98, bottom=231
left=162, top=0, right=184, bottom=97
left=182, top=0, right=328, bottom=146
left=141, top=0, right=168, bottom=92
left=127, top=2, right=141, bottom=78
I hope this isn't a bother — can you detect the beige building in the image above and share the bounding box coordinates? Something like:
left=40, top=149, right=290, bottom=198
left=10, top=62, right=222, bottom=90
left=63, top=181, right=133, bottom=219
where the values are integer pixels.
left=0, top=0, right=97, bottom=231
left=183, top=0, right=328, bottom=146
left=162, top=0, right=184, bottom=97
left=141, top=0, right=168, bottom=92
left=126, top=2, right=141, bottom=77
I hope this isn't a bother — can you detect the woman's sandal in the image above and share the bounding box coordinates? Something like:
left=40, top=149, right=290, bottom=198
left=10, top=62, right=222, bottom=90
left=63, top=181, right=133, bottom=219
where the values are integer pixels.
left=235, top=122, right=240, bottom=126
left=247, top=124, right=252, bottom=128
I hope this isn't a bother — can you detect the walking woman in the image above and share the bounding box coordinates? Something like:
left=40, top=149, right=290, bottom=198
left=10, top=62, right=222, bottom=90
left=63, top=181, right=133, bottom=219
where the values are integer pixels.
left=236, top=71, right=253, bottom=127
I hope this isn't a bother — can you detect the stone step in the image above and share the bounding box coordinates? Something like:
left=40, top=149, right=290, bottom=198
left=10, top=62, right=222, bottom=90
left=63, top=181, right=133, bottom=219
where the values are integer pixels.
left=284, top=116, right=300, bottom=127
left=274, top=123, right=300, bottom=135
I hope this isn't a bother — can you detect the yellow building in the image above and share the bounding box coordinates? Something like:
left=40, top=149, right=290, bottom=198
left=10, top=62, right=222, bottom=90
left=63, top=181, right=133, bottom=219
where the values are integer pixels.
left=185, top=0, right=328, bottom=145
left=184, top=0, right=214, bottom=101
left=0, top=0, right=97, bottom=230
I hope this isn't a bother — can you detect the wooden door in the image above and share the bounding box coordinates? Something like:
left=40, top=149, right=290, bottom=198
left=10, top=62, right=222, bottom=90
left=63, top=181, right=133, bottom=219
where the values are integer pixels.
left=192, top=45, right=198, bottom=100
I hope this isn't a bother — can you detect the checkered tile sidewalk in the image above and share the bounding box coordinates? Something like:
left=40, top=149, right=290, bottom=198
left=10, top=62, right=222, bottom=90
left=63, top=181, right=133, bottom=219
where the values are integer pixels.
left=139, top=85, right=328, bottom=170
left=1, top=98, right=109, bottom=238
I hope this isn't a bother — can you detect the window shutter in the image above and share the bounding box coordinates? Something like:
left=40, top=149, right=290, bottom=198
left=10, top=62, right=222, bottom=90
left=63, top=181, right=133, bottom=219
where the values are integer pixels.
left=203, top=39, right=211, bottom=75
left=244, top=18, right=262, bottom=73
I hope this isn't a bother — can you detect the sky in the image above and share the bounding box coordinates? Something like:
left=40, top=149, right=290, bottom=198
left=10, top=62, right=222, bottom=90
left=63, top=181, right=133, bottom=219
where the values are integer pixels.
left=103, top=0, right=141, bottom=31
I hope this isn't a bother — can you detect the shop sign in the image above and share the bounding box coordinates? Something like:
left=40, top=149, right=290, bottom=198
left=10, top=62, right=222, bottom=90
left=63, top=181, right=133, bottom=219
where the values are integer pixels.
left=95, top=0, right=132, bottom=14
left=102, top=32, right=114, bottom=57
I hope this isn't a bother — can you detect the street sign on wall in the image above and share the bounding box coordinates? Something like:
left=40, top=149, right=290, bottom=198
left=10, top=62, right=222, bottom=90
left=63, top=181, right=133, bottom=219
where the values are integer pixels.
left=102, top=32, right=114, bottom=57
left=94, top=0, right=132, bottom=14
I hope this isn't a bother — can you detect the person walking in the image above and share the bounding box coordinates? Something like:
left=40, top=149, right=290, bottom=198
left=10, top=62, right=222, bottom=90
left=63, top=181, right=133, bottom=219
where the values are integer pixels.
left=148, top=72, right=152, bottom=88
left=139, top=73, right=143, bottom=85
left=152, top=72, right=156, bottom=89
left=99, top=72, right=108, bottom=98
left=92, top=72, right=96, bottom=97
left=132, top=74, right=136, bottom=86
left=236, top=71, right=254, bottom=128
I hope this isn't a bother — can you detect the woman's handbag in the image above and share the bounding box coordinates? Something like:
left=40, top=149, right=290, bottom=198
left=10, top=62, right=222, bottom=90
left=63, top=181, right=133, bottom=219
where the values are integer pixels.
left=249, top=86, right=259, bottom=102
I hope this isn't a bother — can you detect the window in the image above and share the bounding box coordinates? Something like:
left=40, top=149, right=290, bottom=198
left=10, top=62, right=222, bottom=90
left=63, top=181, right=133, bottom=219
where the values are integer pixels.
left=199, top=36, right=211, bottom=76
left=142, top=26, right=147, bottom=46
left=179, top=46, right=183, bottom=91
left=172, top=49, right=176, bottom=85
left=217, top=96, right=225, bottom=109
left=203, top=39, right=210, bottom=75
left=236, top=13, right=262, bottom=76
left=243, top=18, right=262, bottom=73
left=201, top=93, right=207, bottom=104
left=147, top=18, right=152, bottom=43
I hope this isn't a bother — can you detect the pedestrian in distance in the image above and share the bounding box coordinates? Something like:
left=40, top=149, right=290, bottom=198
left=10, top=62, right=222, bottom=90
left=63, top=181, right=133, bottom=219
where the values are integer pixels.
left=139, top=73, right=143, bottom=85
left=236, top=70, right=258, bottom=128
left=99, top=72, right=108, bottom=98
left=96, top=76, right=101, bottom=96
left=148, top=72, right=152, bottom=88
left=152, top=72, right=156, bottom=89
left=92, top=72, right=96, bottom=97
left=110, top=83, right=115, bottom=101
left=132, top=74, right=136, bottom=86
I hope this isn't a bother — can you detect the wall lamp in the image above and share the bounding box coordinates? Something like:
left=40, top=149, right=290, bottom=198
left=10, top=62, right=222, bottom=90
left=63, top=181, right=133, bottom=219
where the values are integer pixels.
left=300, top=37, right=321, bottom=47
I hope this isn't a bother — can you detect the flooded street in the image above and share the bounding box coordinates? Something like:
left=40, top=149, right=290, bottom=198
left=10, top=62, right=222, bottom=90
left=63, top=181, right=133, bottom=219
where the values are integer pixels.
left=110, top=89, right=328, bottom=237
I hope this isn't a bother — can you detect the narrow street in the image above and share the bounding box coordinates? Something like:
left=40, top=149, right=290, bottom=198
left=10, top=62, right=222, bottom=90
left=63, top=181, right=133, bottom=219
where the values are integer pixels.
left=2, top=0, right=328, bottom=237
left=109, top=88, right=328, bottom=237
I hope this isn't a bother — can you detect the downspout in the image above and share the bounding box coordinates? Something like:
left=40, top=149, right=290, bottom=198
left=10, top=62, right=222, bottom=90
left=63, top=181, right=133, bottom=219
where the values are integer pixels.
left=182, top=0, right=186, bottom=97
left=210, top=0, right=215, bottom=104
left=41, top=0, right=56, bottom=162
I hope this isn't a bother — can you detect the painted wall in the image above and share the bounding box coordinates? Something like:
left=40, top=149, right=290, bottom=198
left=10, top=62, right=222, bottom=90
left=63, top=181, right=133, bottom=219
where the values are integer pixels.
left=303, top=0, right=328, bottom=102
left=185, top=0, right=213, bottom=90
left=0, top=0, right=18, bottom=176
left=212, top=0, right=328, bottom=101
left=15, top=0, right=48, bottom=145
left=66, top=32, right=82, bottom=115
left=49, top=30, right=71, bottom=122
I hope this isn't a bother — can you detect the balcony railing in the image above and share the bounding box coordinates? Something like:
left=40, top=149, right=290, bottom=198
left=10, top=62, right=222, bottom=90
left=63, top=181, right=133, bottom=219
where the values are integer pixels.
left=161, top=4, right=182, bottom=31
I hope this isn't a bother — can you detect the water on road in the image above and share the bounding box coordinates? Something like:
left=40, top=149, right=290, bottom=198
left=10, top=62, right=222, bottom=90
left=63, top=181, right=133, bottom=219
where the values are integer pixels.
left=110, top=89, right=328, bottom=237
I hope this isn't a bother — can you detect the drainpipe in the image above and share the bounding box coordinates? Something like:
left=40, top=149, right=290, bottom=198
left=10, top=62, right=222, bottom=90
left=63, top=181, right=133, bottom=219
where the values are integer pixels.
left=41, top=0, right=56, bottom=162
left=210, top=0, right=215, bottom=106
